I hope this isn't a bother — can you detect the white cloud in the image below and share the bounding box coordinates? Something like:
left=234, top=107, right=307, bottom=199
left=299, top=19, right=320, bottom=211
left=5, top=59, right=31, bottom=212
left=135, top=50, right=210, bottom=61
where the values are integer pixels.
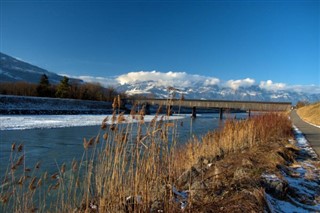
left=259, top=80, right=286, bottom=91
left=286, top=84, right=320, bottom=94
left=225, top=78, right=255, bottom=90
left=62, top=71, right=320, bottom=94
left=259, top=80, right=320, bottom=94
left=204, top=78, right=220, bottom=86
left=116, top=71, right=186, bottom=85
left=116, top=71, right=220, bottom=88
left=60, top=74, right=117, bottom=87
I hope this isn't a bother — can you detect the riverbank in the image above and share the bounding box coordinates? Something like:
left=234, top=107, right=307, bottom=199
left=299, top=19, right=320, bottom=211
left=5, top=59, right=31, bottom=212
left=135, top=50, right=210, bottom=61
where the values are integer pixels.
left=0, top=95, right=113, bottom=115
left=174, top=118, right=320, bottom=212
left=1, top=110, right=319, bottom=212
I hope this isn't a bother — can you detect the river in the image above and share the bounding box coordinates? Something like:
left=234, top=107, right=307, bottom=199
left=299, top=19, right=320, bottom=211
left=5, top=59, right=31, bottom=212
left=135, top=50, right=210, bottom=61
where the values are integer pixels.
left=0, top=113, right=248, bottom=177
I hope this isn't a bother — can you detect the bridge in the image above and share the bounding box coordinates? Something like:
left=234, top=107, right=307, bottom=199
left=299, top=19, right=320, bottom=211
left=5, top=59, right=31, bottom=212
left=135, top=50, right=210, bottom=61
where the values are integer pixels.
left=128, top=98, right=292, bottom=119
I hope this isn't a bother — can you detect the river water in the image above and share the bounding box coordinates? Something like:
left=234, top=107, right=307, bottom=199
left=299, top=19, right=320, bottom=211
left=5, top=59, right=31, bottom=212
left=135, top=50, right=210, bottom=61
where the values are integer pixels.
left=0, top=113, right=248, bottom=177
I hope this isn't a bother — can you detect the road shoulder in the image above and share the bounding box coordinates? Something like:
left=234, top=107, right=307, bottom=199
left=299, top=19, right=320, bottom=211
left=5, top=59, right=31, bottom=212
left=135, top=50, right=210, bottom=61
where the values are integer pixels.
left=290, top=110, right=320, bottom=158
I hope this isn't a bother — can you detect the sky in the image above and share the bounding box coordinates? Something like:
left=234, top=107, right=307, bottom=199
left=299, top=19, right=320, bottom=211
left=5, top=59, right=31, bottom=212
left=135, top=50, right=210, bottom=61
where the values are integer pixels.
left=0, top=0, right=319, bottom=89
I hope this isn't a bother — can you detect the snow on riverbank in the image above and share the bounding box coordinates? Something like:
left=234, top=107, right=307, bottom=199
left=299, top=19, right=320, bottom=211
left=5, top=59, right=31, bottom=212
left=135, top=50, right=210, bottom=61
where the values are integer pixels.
left=0, top=114, right=185, bottom=131
left=265, top=125, right=320, bottom=212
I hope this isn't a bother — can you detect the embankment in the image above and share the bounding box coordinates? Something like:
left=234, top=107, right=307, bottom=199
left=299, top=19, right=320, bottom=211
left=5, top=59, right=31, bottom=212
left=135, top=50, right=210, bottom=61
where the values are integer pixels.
left=297, top=102, right=320, bottom=126
left=0, top=95, right=113, bottom=115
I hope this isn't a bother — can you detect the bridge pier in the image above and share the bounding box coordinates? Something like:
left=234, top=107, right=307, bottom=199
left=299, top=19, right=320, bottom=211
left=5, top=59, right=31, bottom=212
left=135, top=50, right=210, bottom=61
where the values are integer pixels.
left=145, top=103, right=151, bottom=115
left=219, top=108, right=223, bottom=120
left=191, top=106, right=196, bottom=118
left=167, top=105, right=173, bottom=116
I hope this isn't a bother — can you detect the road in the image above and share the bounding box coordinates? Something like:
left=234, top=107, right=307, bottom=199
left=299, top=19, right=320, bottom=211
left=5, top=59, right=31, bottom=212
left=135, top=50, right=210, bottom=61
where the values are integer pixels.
left=290, top=110, right=320, bottom=157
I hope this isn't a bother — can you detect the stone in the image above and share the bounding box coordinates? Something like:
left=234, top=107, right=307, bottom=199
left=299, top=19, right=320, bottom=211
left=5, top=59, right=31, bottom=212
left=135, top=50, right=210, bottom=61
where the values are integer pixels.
left=261, top=174, right=288, bottom=199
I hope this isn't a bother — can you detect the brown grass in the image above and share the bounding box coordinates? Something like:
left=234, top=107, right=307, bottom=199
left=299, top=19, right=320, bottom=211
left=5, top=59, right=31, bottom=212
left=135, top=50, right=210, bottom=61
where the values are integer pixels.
left=174, top=113, right=293, bottom=172
left=0, top=95, right=294, bottom=212
left=172, top=113, right=294, bottom=212
left=297, top=102, right=320, bottom=126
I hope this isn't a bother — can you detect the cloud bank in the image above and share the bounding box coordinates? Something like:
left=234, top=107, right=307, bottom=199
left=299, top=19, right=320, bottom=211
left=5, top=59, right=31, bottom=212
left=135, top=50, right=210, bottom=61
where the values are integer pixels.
left=69, top=71, right=319, bottom=94
left=259, top=80, right=286, bottom=91
left=226, top=78, right=255, bottom=90
left=116, top=71, right=220, bottom=88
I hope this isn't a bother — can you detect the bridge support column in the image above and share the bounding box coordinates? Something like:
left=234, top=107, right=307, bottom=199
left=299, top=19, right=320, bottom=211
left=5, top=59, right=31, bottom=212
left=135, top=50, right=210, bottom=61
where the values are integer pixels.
left=167, top=105, right=173, bottom=116
left=145, top=103, right=151, bottom=115
left=191, top=106, right=196, bottom=118
left=219, top=108, right=223, bottom=120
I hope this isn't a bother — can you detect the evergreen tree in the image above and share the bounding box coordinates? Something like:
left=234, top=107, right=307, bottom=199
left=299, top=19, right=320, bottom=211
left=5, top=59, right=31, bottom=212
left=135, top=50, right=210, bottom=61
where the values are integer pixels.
left=55, top=76, right=70, bottom=98
left=36, top=74, right=51, bottom=97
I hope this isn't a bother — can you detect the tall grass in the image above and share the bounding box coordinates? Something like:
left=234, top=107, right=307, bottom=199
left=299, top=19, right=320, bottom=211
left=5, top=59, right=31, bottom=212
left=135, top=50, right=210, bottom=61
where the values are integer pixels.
left=174, top=113, right=292, bottom=172
left=1, top=96, right=181, bottom=212
left=0, top=97, right=293, bottom=212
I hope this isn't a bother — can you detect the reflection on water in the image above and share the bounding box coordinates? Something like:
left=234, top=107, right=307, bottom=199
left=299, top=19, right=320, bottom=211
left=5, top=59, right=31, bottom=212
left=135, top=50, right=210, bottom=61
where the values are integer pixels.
left=0, top=113, right=248, bottom=176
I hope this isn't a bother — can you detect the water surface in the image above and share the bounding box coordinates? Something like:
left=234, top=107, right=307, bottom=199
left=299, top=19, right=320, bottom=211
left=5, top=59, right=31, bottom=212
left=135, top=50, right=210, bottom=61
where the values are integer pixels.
left=0, top=113, right=248, bottom=176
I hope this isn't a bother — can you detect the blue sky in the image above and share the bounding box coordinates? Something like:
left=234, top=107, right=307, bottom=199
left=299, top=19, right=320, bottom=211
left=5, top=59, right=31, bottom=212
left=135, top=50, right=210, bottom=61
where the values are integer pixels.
left=1, top=0, right=319, bottom=87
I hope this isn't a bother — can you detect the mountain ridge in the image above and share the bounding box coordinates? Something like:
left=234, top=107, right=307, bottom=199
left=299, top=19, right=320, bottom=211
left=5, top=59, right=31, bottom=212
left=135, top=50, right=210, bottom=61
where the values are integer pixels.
left=0, top=52, right=81, bottom=84
left=1, top=52, right=319, bottom=104
left=116, top=80, right=320, bottom=104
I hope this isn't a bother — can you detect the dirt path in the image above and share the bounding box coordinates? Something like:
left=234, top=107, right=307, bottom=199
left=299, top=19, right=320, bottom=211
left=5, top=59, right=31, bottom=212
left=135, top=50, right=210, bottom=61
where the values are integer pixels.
left=290, top=110, right=320, bottom=158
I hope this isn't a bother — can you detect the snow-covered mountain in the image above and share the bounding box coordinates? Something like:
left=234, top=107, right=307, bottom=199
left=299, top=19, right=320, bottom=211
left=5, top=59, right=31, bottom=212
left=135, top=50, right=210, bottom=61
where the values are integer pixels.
left=0, top=52, right=81, bottom=84
left=1, top=52, right=319, bottom=104
left=116, top=80, right=320, bottom=104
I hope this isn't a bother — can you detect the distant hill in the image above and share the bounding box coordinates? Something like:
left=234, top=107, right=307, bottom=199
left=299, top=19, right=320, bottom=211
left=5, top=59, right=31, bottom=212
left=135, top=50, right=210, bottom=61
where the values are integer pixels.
left=0, top=52, right=81, bottom=84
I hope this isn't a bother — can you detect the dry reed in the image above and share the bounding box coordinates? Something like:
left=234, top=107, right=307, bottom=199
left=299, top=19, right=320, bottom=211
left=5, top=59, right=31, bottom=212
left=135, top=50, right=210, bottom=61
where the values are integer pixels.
left=174, top=113, right=292, bottom=172
left=0, top=97, right=293, bottom=212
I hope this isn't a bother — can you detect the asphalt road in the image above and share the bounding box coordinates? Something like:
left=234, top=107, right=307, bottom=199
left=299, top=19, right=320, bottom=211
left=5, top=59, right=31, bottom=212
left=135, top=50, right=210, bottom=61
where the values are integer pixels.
left=290, top=110, right=320, bottom=158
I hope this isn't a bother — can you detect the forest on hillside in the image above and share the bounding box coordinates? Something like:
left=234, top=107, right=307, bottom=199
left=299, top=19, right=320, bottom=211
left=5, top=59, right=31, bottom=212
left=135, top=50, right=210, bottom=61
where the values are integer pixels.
left=0, top=74, right=126, bottom=101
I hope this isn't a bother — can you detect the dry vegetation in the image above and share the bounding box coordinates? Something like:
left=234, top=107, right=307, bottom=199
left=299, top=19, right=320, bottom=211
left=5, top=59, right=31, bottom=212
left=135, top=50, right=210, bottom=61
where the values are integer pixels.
left=0, top=97, right=294, bottom=212
left=297, top=102, right=320, bottom=126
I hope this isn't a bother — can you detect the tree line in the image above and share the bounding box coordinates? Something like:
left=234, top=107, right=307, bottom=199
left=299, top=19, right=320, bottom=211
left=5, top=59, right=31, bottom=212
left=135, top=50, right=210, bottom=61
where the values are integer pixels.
left=0, top=74, right=126, bottom=102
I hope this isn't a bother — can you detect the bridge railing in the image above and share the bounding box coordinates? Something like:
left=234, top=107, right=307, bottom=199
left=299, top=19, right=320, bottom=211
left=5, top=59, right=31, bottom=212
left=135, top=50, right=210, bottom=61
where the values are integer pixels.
left=126, top=98, right=292, bottom=112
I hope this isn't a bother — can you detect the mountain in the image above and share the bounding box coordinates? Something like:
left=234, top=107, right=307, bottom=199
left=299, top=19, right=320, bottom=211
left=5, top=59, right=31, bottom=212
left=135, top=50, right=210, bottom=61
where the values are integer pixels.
left=0, top=52, right=81, bottom=84
left=1, top=52, right=318, bottom=104
left=116, top=81, right=320, bottom=104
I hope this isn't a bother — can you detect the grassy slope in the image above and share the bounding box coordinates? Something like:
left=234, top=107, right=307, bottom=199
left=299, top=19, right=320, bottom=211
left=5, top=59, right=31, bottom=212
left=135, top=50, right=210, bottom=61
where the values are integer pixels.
left=297, top=102, right=320, bottom=126
left=173, top=113, right=294, bottom=212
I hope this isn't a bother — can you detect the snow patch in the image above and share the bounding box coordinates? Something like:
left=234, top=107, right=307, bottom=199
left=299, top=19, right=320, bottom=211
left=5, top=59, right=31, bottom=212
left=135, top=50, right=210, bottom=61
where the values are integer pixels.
left=0, top=114, right=185, bottom=131
left=293, top=125, right=318, bottom=159
left=265, top=125, right=320, bottom=212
